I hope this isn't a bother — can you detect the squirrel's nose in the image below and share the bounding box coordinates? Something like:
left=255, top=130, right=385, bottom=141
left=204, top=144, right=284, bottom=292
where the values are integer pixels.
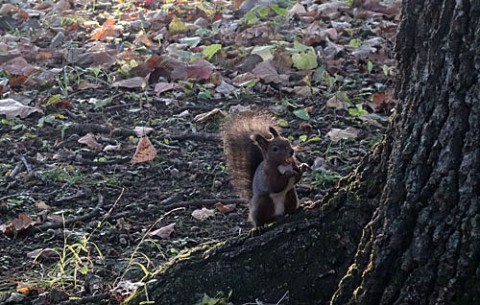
left=289, top=149, right=294, bottom=156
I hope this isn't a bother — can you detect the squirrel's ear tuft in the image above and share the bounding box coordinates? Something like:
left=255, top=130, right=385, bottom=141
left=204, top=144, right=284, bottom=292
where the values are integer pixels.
left=251, top=134, right=269, bottom=152
left=269, top=127, right=280, bottom=138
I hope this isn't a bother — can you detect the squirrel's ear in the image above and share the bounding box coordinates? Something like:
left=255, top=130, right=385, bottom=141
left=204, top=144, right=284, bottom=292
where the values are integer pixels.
left=251, top=134, right=269, bottom=152
left=269, top=127, right=280, bottom=138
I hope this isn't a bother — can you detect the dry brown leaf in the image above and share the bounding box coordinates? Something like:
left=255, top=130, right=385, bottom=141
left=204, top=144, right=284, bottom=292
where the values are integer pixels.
left=187, top=59, right=215, bottom=81
left=131, top=135, right=157, bottom=163
left=34, top=201, right=50, bottom=210
left=252, top=60, right=288, bottom=84
left=148, top=223, right=176, bottom=239
left=326, top=95, right=349, bottom=110
left=133, top=31, right=154, bottom=47
left=78, top=133, right=103, bottom=150
left=112, top=77, right=146, bottom=89
left=0, top=57, right=37, bottom=76
left=215, top=203, right=236, bottom=213
left=288, top=3, right=306, bottom=19
left=0, top=4, right=19, bottom=15
left=191, top=208, right=215, bottom=221
left=90, top=18, right=121, bottom=41
left=78, top=82, right=103, bottom=90
left=0, top=214, right=36, bottom=236
left=154, top=82, right=184, bottom=94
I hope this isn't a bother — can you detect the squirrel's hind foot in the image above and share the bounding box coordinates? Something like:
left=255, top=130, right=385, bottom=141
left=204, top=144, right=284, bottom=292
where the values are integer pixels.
left=248, top=226, right=267, bottom=237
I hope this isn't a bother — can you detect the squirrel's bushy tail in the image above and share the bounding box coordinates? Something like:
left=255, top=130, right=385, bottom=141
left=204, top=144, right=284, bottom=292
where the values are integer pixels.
left=222, top=112, right=277, bottom=200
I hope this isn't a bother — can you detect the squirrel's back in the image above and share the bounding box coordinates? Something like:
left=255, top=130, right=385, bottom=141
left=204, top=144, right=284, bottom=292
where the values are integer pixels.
left=222, top=112, right=277, bottom=200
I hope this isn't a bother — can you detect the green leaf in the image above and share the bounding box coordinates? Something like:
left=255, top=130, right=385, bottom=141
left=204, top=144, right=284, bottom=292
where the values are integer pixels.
left=203, top=44, right=222, bottom=60
left=336, top=91, right=351, bottom=103
left=292, top=48, right=318, bottom=70
left=383, top=64, right=389, bottom=76
left=349, top=38, right=362, bottom=48
left=79, top=264, right=89, bottom=275
left=348, top=104, right=368, bottom=116
left=299, top=134, right=308, bottom=142
left=367, top=61, right=373, bottom=73
left=277, top=118, right=289, bottom=128
left=270, top=4, right=287, bottom=16
left=252, top=45, right=276, bottom=60
left=258, top=6, right=270, bottom=18
left=46, top=94, right=62, bottom=106
left=293, top=108, right=310, bottom=120
left=305, top=136, right=321, bottom=143
left=244, top=10, right=257, bottom=24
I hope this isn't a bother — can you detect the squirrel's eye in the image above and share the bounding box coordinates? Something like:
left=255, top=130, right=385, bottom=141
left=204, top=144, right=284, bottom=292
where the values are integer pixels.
left=272, top=147, right=279, bottom=152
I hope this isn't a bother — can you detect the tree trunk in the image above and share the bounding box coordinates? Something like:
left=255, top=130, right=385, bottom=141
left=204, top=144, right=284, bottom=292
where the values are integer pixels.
left=126, top=1, right=480, bottom=304
left=331, top=1, right=480, bottom=304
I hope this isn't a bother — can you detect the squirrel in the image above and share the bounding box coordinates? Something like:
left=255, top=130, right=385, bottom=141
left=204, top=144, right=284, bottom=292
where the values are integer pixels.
left=222, top=112, right=308, bottom=234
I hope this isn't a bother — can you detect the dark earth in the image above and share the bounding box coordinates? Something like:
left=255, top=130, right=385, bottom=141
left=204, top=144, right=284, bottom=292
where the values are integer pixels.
left=0, top=0, right=400, bottom=304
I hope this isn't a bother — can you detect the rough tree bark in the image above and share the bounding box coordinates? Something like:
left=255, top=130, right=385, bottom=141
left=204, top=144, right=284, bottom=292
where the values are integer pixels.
left=126, top=1, right=480, bottom=304
left=331, top=1, right=480, bottom=304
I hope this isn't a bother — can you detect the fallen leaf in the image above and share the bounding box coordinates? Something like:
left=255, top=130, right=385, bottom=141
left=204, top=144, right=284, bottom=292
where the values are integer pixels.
left=0, top=214, right=36, bottom=236
left=133, top=126, right=155, bottom=137
left=90, top=18, right=121, bottom=41
left=293, top=86, right=319, bottom=97
left=215, top=203, right=236, bottom=213
left=327, top=127, right=360, bottom=142
left=112, top=77, right=146, bottom=89
left=215, top=80, right=236, bottom=95
left=78, top=133, right=103, bottom=150
left=34, top=201, right=50, bottom=210
left=326, top=95, right=349, bottom=110
left=252, top=60, right=288, bottom=84
left=231, top=72, right=258, bottom=87
left=288, top=3, right=306, bottom=19
left=191, top=208, right=215, bottom=221
left=0, top=98, right=43, bottom=119
left=187, top=59, right=215, bottom=81
left=0, top=57, right=37, bottom=76
left=194, top=108, right=227, bottom=122
left=131, top=135, right=157, bottom=163
left=292, top=47, right=318, bottom=70
left=154, top=82, right=184, bottom=94
left=169, top=16, right=187, bottom=33
left=367, top=92, right=387, bottom=112
left=148, top=223, right=176, bottom=239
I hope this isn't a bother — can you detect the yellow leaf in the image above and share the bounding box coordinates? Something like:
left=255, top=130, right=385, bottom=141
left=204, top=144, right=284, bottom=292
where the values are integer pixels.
left=169, top=16, right=187, bottom=33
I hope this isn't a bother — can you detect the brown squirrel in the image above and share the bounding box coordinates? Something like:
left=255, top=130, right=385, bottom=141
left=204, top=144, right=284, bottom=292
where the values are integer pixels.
left=222, top=112, right=308, bottom=234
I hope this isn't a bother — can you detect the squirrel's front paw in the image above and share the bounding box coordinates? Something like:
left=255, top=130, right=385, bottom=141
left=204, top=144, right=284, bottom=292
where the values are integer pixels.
left=298, top=163, right=309, bottom=172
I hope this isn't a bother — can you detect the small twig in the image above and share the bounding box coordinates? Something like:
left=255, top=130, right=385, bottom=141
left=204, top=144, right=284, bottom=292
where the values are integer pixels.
left=169, top=131, right=219, bottom=142
left=162, top=198, right=244, bottom=210
left=20, top=156, right=32, bottom=173
left=59, top=292, right=111, bottom=305
left=8, top=161, right=24, bottom=179
left=34, top=193, right=105, bottom=232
